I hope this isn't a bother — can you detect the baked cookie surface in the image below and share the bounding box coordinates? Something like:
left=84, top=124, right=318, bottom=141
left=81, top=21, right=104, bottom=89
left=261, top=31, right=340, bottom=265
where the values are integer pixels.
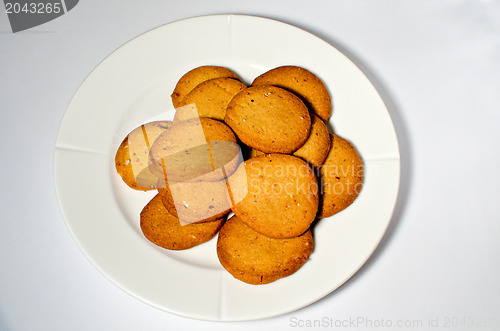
left=225, top=85, right=311, bottom=154
left=148, top=117, right=240, bottom=182
left=140, top=194, right=224, bottom=250
left=115, top=121, right=172, bottom=190
left=171, top=65, right=240, bottom=108
left=293, top=114, right=331, bottom=167
left=157, top=178, right=231, bottom=224
left=252, top=65, right=332, bottom=121
left=217, top=215, right=313, bottom=285
left=178, top=77, right=247, bottom=121
left=249, top=114, right=331, bottom=167
left=228, top=154, right=319, bottom=239
left=318, top=134, right=363, bottom=218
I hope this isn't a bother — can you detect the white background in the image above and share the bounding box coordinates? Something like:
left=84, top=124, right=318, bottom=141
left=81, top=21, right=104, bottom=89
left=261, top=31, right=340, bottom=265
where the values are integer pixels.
left=1, top=1, right=499, bottom=330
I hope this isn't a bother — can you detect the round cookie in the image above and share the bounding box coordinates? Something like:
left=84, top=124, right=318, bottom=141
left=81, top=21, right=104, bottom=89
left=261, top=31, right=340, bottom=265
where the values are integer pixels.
left=140, top=194, right=224, bottom=250
left=228, top=154, right=319, bottom=239
left=115, top=121, right=172, bottom=191
left=171, top=66, right=240, bottom=108
left=252, top=65, right=332, bottom=121
left=249, top=114, right=330, bottom=167
left=318, top=134, right=363, bottom=218
left=217, top=215, right=314, bottom=285
left=177, top=77, right=247, bottom=121
left=293, top=114, right=331, bottom=167
left=157, top=178, right=231, bottom=224
left=225, top=85, right=311, bottom=154
left=149, top=117, right=240, bottom=182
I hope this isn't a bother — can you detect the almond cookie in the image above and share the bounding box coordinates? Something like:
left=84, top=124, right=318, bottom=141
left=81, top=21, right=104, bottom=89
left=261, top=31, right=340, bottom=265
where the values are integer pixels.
left=140, top=194, right=224, bottom=250
left=157, top=178, right=231, bottom=224
left=115, top=121, right=172, bottom=190
left=148, top=117, right=240, bottom=182
left=318, top=134, right=363, bottom=218
left=171, top=66, right=240, bottom=108
left=217, top=215, right=313, bottom=285
left=177, top=77, right=247, bottom=121
left=252, top=65, right=332, bottom=121
left=228, top=154, right=319, bottom=239
left=225, top=85, right=311, bottom=154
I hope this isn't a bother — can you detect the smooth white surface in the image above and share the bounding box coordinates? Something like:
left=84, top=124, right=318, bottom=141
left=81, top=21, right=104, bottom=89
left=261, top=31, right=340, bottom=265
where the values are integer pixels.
left=1, top=0, right=499, bottom=330
left=54, top=15, right=399, bottom=321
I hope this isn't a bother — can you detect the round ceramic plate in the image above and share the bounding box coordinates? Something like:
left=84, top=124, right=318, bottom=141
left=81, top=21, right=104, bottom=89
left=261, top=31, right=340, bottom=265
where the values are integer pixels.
left=54, top=15, right=400, bottom=321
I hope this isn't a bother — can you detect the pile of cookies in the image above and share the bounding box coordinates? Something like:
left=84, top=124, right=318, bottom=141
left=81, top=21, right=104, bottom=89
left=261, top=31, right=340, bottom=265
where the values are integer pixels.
left=115, top=65, right=363, bottom=285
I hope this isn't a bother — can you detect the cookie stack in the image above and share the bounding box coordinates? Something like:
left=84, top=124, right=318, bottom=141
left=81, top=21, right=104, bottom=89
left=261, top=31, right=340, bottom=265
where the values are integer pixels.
left=114, top=65, right=363, bottom=285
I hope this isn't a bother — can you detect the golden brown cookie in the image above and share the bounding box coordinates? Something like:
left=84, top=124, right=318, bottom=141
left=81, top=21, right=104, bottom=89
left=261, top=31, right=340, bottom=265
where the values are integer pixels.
left=140, top=194, right=224, bottom=250
left=157, top=178, right=231, bottom=224
left=318, top=134, right=363, bottom=218
left=148, top=117, right=240, bottom=182
left=293, top=114, right=331, bottom=167
left=171, top=66, right=240, bottom=108
left=217, top=215, right=313, bottom=285
left=249, top=114, right=330, bottom=167
left=228, top=154, right=319, bottom=239
left=177, top=77, right=247, bottom=121
left=252, top=65, right=332, bottom=121
left=115, top=121, right=172, bottom=190
left=225, top=85, right=311, bottom=154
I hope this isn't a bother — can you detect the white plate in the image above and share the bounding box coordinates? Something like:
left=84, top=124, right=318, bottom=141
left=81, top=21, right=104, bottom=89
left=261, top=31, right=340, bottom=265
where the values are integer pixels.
left=54, top=15, right=400, bottom=321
